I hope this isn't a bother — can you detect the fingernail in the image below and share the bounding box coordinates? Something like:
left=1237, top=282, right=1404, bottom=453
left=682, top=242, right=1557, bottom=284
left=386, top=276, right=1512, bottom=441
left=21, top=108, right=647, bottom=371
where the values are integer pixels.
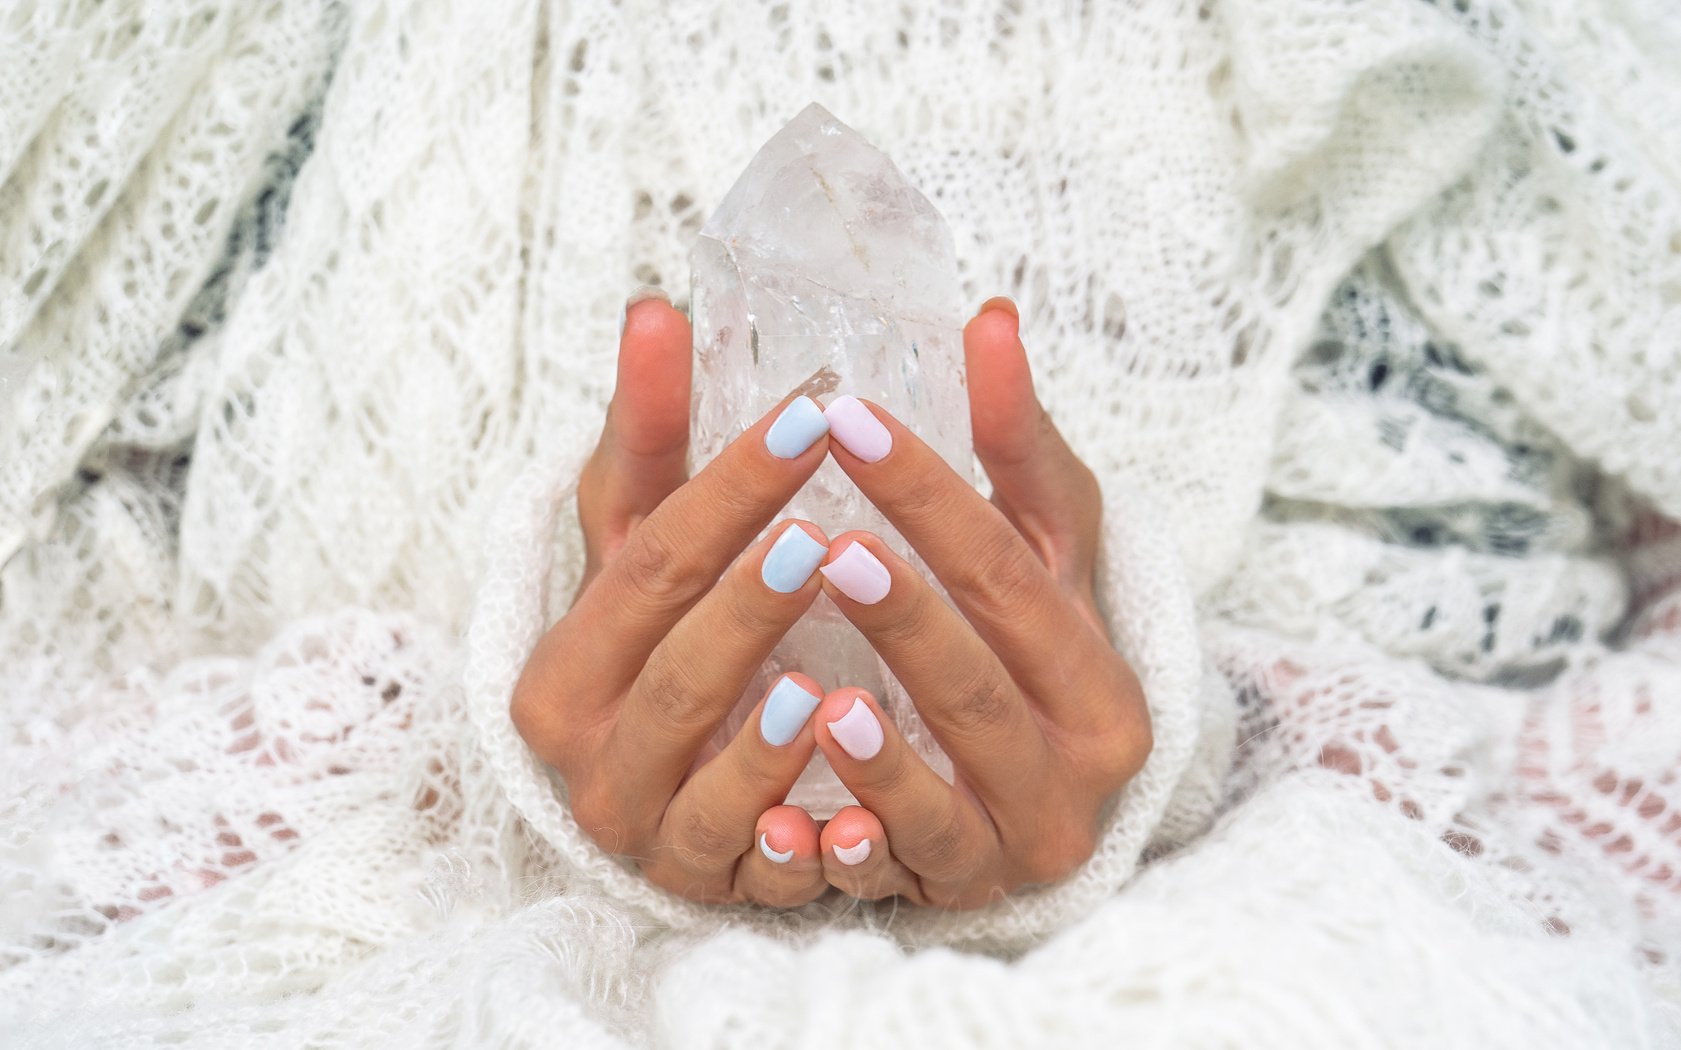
left=822, top=395, right=892, bottom=463
left=819, top=541, right=891, bottom=605
left=979, top=295, right=1019, bottom=320
left=832, top=838, right=872, bottom=866
left=759, top=675, right=823, bottom=747
left=764, top=396, right=829, bottom=459
left=619, top=285, right=669, bottom=337
left=759, top=831, right=795, bottom=864
left=761, top=525, right=827, bottom=594
left=826, top=697, right=884, bottom=761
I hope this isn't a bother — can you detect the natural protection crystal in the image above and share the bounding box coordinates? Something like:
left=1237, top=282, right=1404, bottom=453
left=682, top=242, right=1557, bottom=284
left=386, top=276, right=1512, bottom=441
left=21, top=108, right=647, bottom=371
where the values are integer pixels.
left=690, top=103, right=972, bottom=816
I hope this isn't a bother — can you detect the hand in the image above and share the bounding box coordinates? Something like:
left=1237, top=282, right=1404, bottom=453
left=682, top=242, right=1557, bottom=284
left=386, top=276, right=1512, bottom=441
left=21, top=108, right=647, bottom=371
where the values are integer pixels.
left=806, top=300, right=1153, bottom=909
left=510, top=294, right=841, bottom=906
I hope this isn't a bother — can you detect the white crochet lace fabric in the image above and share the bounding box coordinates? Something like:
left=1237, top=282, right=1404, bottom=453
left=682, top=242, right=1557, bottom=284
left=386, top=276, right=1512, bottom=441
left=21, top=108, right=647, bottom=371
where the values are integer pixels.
left=3, top=0, right=1680, bottom=1044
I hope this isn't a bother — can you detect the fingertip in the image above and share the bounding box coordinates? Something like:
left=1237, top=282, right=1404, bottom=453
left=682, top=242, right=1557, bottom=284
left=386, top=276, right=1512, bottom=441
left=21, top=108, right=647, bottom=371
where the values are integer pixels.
left=822, top=805, right=884, bottom=853
left=620, top=290, right=686, bottom=344
left=614, top=294, right=692, bottom=458
left=756, top=804, right=819, bottom=860
left=816, top=688, right=887, bottom=763
left=964, top=308, right=1038, bottom=459
left=967, top=296, right=1021, bottom=340
left=761, top=520, right=832, bottom=595
left=817, top=533, right=893, bottom=606
left=821, top=529, right=880, bottom=561
left=774, top=671, right=825, bottom=701
left=784, top=519, right=831, bottom=547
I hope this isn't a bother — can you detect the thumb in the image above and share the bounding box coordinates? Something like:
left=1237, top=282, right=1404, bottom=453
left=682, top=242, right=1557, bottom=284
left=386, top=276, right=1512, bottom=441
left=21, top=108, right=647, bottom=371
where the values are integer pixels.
left=579, top=290, right=692, bottom=574
left=963, top=298, right=1100, bottom=590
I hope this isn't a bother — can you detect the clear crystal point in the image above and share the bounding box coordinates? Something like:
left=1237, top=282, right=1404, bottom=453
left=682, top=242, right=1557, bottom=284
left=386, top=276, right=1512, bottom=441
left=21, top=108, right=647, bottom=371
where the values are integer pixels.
left=690, top=103, right=971, bottom=816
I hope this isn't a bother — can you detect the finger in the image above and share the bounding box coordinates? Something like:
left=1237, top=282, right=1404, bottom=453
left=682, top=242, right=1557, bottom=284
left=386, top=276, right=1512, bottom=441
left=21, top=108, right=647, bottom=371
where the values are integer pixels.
left=816, top=531, right=1051, bottom=817
left=649, top=672, right=825, bottom=893
left=963, top=298, right=1101, bottom=591
left=561, top=392, right=832, bottom=691
left=606, top=522, right=829, bottom=814
left=821, top=394, right=1105, bottom=700
left=579, top=292, right=694, bottom=572
left=735, top=805, right=827, bottom=908
left=819, top=806, right=919, bottom=901
left=814, top=688, right=999, bottom=899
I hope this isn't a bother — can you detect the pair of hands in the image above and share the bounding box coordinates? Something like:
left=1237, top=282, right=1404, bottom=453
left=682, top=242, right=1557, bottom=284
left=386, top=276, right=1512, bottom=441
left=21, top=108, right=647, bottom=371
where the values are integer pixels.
left=510, top=294, right=1151, bottom=909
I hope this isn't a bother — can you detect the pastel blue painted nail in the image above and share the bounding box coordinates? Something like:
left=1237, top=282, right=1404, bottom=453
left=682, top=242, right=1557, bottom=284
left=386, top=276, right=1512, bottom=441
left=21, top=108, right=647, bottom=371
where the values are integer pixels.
left=760, top=525, right=827, bottom=593
left=759, top=675, right=823, bottom=747
left=764, top=396, right=829, bottom=459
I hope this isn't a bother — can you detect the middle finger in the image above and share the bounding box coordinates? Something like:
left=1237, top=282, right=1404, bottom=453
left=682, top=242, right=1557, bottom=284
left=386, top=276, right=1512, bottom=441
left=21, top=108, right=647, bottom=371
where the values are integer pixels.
left=605, top=520, right=831, bottom=823
left=822, top=396, right=1103, bottom=705
left=817, top=530, right=1050, bottom=818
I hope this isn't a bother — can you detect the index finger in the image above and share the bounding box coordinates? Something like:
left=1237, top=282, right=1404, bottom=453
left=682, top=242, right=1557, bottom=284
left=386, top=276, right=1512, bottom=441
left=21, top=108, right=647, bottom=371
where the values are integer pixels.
left=822, top=396, right=1097, bottom=697
left=552, top=394, right=832, bottom=695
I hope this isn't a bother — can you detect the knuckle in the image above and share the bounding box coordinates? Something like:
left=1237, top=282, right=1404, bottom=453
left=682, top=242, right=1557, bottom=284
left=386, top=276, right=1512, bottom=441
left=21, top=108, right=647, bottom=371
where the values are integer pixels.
left=1084, top=675, right=1153, bottom=785
left=567, top=784, right=633, bottom=855
left=706, top=471, right=771, bottom=529
left=675, top=805, right=749, bottom=866
left=1020, top=822, right=1099, bottom=885
left=636, top=655, right=719, bottom=736
left=910, top=806, right=983, bottom=885
left=885, top=475, right=958, bottom=529
left=940, top=663, right=1019, bottom=741
left=1074, top=461, right=1103, bottom=509
left=617, top=530, right=710, bottom=609
left=961, top=534, right=1046, bottom=626
left=509, top=680, right=544, bottom=747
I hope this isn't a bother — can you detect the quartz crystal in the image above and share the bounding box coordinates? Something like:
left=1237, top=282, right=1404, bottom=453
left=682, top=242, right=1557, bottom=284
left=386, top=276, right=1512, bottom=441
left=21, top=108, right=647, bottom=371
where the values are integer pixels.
left=690, top=103, right=972, bottom=816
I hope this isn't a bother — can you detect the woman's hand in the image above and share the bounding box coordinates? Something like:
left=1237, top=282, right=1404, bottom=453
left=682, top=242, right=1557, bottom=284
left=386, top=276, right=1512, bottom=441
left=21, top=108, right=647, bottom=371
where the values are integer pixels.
left=808, top=300, right=1153, bottom=909
left=510, top=295, right=841, bottom=906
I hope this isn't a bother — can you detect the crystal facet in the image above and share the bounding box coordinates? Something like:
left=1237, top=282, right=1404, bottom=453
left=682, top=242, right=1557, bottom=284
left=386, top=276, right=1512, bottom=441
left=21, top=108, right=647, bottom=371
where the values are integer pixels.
left=690, top=103, right=972, bottom=816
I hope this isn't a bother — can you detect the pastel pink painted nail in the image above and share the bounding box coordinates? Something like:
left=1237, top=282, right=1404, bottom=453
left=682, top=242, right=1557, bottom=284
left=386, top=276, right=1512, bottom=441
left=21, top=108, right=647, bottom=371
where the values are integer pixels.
left=819, top=541, right=891, bottom=604
left=827, top=697, right=884, bottom=761
left=823, top=395, right=892, bottom=463
left=832, top=838, right=872, bottom=865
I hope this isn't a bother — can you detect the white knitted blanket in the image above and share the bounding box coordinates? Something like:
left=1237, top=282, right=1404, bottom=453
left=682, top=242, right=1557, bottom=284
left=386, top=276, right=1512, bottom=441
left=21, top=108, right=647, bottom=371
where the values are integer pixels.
left=3, top=0, right=1680, bottom=1045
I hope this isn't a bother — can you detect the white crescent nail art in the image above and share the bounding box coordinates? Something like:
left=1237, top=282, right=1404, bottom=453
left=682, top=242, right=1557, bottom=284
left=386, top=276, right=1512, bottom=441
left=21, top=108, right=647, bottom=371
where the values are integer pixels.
left=832, top=839, right=872, bottom=866
left=759, top=832, right=795, bottom=864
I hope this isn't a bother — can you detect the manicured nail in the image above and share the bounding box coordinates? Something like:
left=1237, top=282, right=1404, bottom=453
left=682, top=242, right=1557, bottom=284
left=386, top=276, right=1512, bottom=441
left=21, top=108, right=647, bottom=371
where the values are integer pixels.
left=832, top=839, right=872, bottom=866
left=759, top=675, right=823, bottom=747
left=819, top=541, right=890, bottom=604
left=761, top=525, right=827, bottom=594
left=823, top=395, right=892, bottom=462
left=618, top=285, right=669, bottom=337
left=764, top=396, right=829, bottom=459
left=826, top=697, right=884, bottom=761
left=759, top=832, right=795, bottom=864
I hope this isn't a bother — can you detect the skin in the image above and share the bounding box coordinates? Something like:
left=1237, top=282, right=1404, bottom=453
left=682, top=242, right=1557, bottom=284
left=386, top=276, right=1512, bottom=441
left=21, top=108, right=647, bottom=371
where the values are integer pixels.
left=510, top=294, right=1152, bottom=907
